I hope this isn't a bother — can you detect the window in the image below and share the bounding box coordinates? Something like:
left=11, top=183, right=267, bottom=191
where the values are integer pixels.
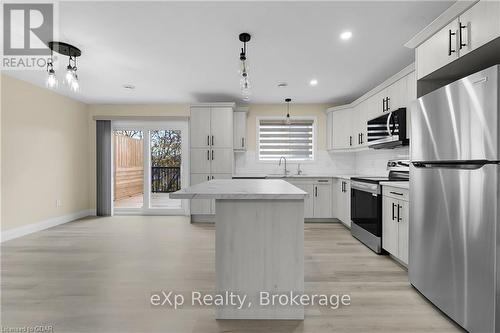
left=258, top=118, right=315, bottom=161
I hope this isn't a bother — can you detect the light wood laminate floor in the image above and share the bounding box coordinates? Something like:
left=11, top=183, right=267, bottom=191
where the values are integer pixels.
left=1, top=216, right=462, bottom=333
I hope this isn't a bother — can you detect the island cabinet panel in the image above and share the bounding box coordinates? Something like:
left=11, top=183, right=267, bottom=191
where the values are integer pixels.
left=215, top=199, right=304, bottom=319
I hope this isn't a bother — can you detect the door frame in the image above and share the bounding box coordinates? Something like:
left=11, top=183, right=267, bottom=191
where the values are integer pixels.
left=111, top=120, right=190, bottom=215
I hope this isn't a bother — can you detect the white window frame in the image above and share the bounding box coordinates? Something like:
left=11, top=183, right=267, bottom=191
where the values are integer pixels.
left=256, top=116, right=317, bottom=163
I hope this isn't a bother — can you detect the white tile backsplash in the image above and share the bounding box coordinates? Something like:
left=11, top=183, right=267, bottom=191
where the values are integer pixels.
left=234, top=147, right=409, bottom=177
left=234, top=150, right=356, bottom=175
left=354, top=147, right=410, bottom=176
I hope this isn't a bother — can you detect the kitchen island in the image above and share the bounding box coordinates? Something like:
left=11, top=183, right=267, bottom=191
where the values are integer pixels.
left=170, top=179, right=307, bottom=320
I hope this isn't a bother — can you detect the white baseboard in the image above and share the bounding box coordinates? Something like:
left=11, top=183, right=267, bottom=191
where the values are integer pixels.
left=1, top=209, right=96, bottom=243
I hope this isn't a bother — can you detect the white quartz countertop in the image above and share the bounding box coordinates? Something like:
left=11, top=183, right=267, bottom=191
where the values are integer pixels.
left=380, top=181, right=410, bottom=189
left=170, top=179, right=308, bottom=200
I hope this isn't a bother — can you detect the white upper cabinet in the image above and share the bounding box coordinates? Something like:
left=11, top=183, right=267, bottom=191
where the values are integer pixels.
left=326, top=111, right=334, bottom=150
left=415, top=0, right=500, bottom=80
left=416, top=19, right=460, bottom=80
left=326, top=65, right=414, bottom=151
left=190, top=107, right=212, bottom=148
left=458, top=0, right=500, bottom=57
left=233, top=110, right=247, bottom=151
left=210, top=107, right=233, bottom=148
left=331, top=108, right=353, bottom=149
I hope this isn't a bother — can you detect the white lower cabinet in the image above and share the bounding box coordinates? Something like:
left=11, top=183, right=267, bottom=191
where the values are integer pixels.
left=382, top=186, right=409, bottom=265
left=287, top=178, right=331, bottom=219
left=334, top=178, right=351, bottom=227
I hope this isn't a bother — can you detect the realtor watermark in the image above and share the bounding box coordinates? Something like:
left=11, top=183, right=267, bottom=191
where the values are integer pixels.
left=1, top=1, right=58, bottom=70
left=150, top=290, right=351, bottom=310
left=1, top=325, right=53, bottom=333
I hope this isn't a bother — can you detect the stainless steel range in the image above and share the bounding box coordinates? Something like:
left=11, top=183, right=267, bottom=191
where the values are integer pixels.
left=350, top=160, right=409, bottom=254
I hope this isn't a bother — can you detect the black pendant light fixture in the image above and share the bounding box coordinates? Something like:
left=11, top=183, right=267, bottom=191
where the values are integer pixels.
left=285, top=98, right=292, bottom=125
left=47, top=41, right=82, bottom=92
left=238, top=33, right=251, bottom=101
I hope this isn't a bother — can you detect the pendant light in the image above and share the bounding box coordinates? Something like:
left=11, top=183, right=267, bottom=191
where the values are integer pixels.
left=285, top=98, right=292, bottom=125
left=46, top=55, right=58, bottom=88
left=47, top=41, right=82, bottom=92
left=238, top=33, right=251, bottom=101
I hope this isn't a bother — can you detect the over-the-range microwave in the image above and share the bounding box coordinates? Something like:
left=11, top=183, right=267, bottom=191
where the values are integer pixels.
left=367, top=108, right=409, bottom=149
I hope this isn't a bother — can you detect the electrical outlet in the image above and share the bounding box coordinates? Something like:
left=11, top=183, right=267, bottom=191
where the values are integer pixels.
left=56, top=199, right=62, bottom=208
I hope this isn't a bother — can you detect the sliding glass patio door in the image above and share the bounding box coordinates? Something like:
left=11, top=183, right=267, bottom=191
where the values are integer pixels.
left=112, top=121, right=188, bottom=215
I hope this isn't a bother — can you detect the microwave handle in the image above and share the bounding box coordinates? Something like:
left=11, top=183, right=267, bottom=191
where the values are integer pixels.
left=386, top=112, right=393, bottom=136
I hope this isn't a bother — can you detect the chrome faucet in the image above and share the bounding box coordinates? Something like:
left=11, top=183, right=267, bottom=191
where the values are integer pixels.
left=278, top=156, right=289, bottom=176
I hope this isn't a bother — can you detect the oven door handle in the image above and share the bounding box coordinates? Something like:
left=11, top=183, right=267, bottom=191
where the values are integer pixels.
left=351, top=181, right=380, bottom=195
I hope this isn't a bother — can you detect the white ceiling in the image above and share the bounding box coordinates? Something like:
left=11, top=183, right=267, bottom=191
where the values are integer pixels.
left=5, top=1, right=453, bottom=105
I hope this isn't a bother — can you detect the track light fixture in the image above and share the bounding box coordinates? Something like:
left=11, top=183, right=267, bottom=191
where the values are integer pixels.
left=238, top=33, right=251, bottom=101
left=47, top=41, right=82, bottom=92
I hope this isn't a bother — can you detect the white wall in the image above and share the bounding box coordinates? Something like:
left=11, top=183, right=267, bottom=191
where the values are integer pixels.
left=1, top=74, right=91, bottom=232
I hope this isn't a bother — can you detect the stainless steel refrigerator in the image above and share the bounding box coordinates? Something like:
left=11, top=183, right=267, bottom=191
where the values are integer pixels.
left=410, top=65, right=500, bottom=333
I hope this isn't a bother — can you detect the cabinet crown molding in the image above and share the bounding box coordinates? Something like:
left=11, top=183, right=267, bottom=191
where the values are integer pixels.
left=326, top=63, right=415, bottom=114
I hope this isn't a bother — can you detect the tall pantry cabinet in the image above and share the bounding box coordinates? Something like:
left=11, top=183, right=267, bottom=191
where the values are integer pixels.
left=190, top=104, right=234, bottom=218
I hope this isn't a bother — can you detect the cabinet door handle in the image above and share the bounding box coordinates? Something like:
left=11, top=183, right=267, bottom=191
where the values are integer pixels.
left=207, top=175, right=210, bottom=181
left=392, top=203, right=396, bottom=221
left=448, top=29, right=456, bottom=56
left=207, top=135, right=210, bottom=146
left=397, top=204, right=401, bottom=222
left=241, top=138, right=245, bottom=148
left=315, top=186, right=318, bottom=197
left=212, top=176, right=214, bottom=180
left=459, top=22, right=467, bottom=49
left=382, top=98, right=386, bottom=112
left=360, top=133, right=363, bottom=144
left=211, top=135, right=214, bottom=146
left=386, top=97, right=390, bottom=111
left=390, top=191, right=403, bottom=196
left=349, top=135, right=352, bottom=146
left=207, top=150, right=210, bottom=160
left=211, top=150, right=214, bottom=160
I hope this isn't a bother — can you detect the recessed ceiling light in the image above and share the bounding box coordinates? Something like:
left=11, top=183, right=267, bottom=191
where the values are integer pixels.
left=277, top=82, right=288, bottom=88
left=340, top=31, right=352, bottom=41
left=123, top=84, right=135, bottom=90
left=309, top=79, right=318, bottom=86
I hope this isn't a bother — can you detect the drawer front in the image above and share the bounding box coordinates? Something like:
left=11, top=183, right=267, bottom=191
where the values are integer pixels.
left=313, top=179, right=332, bottom=185
left=383, top=186, right=409, bottom=201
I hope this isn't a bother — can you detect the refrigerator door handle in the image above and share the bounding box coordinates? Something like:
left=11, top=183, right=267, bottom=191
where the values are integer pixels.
left=411, top=160, right=494, bottom=170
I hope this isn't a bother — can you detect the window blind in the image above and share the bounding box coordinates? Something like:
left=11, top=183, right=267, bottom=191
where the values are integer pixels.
left=258, top=119, right=314, bottom=161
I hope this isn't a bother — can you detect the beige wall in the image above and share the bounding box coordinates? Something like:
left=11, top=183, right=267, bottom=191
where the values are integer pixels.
left=87, top=104, right=190, bottom=208
left=246, top=104, right=329, bottom=151
left=1, top=75, right=90, bottom=231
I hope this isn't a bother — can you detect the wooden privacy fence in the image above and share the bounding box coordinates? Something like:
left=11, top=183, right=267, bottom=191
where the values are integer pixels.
left=114, top=134, right=144, bottom=200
